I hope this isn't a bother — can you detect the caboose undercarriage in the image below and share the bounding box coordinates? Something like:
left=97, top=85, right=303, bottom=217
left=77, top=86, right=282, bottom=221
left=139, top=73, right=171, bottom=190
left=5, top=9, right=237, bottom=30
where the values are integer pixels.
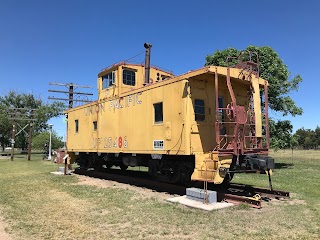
left=72, top=151, right=274, bottom=185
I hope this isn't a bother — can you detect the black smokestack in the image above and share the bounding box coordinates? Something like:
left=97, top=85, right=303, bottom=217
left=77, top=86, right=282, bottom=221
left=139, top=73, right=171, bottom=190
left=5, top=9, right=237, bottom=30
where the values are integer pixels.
left=144, top=43, right=152, bottom=85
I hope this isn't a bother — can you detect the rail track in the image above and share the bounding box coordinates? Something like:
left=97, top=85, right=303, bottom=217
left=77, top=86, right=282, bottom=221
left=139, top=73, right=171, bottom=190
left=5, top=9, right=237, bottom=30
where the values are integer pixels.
left=228, top=183, right=290, bottom=199
left=73, top=168, right=290, bottom=209
left=218, top=184, right=290, bottom=209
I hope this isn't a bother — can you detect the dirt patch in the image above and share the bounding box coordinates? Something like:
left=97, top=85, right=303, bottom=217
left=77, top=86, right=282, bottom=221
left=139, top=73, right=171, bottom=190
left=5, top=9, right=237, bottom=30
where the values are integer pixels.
left=288, top=199, right=306, bottom=205
left=74, top=175, right=177, bottom=201
left=263, top=197, right=306, bottom=207
left=0, top=209, right=12, bottom=240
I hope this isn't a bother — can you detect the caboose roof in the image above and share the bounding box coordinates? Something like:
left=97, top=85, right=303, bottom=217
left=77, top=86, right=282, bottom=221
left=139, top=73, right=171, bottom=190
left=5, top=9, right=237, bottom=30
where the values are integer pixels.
left=98, top=60, right=267, bottom=86
left=171, top=66, right=268, bottom=86
left=98, top=62, right=174, bottom=77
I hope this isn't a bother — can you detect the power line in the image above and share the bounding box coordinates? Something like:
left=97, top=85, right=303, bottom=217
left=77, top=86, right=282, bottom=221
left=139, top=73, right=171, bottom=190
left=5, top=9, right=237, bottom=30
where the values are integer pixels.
left=49, top=82, right=92, bottom=88
left=7, top=108, right=38, bottom=161
left=48, top=89, right=93, bottom=95
left=48, top=97, right=92, bottom=103
left=48, top=82, right=93, bottom=108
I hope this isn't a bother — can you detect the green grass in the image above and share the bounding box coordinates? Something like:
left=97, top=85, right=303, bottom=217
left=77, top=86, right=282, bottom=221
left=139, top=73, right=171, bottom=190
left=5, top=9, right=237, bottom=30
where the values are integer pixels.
left=234, top=150, right=320, bottom=203
left=0, top=150, right=319, bottom=239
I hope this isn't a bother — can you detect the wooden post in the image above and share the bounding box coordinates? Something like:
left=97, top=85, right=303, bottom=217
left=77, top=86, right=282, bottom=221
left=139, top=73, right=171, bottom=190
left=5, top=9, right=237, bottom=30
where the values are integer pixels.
left=62, top=153, right=69, bottom=175
left=69, top=84, right=74, bottom=109
left=28, top=122, right=33, bottom=161
left=10, top=123, right=15, bottom=161
left=64, top=158, right=67, bottom=175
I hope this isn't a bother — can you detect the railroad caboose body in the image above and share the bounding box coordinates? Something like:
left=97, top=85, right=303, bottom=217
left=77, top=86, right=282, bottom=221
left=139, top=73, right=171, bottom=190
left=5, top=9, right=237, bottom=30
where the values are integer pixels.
left=66, top=44, right=274, bottom=184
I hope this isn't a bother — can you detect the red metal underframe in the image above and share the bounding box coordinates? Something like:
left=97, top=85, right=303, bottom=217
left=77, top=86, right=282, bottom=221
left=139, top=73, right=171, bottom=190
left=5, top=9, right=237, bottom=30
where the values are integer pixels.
left=214, top=54, right=270, bottom=156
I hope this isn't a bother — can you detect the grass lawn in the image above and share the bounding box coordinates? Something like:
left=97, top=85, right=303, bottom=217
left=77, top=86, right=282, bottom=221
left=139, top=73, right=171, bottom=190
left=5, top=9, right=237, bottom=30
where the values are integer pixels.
left=0, top=150, right=319, bottom=240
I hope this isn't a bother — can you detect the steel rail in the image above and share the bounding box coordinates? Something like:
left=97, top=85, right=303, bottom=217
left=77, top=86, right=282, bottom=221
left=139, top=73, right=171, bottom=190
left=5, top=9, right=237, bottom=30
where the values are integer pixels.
left=227, top=183, right=290, bottom=199
left=220, top=193, right=261, bottom=209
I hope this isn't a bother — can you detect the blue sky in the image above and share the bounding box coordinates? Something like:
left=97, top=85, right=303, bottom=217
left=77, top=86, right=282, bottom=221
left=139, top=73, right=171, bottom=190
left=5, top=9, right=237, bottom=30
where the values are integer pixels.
left=0, top=0, right=319, bottom=137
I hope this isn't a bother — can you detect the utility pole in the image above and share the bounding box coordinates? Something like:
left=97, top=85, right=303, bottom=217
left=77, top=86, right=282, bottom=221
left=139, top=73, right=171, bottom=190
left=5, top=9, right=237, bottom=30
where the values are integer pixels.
left=10, top=123, right=15, bottom=161
left=48, top=123, right=53, bottom=161
left=48, top=82, right=93, bottom=109
left=48, top=82, right=92, bottom=175
left=27, top=122, right=33, bottom=161
left=69, top=84, right=74, bottom=108
left=8, top=108, right=38, bottom=161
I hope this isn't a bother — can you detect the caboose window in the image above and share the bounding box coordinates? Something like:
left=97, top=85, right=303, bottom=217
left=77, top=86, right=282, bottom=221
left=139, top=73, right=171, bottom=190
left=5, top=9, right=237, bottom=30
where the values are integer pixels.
left=93, top=121, right=97, bottom=131
left=154, top=102, right=163, bottom=124
left=75, top=119, right=79, bottom=133
left=194, top=99, right=205, bottom=121
left=123, top=70, right=136, bottom=86
left=102, top=71, right=115, bottom=89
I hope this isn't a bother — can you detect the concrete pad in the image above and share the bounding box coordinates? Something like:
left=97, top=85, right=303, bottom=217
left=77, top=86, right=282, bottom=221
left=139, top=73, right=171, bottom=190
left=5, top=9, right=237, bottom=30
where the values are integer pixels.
left=167, top=195, right=234, bottom=211
left=50, top=171, right=65, bottom=175
left=50, top=171, right=73, bottom=175
left=50, top=166, right=73, bottom=175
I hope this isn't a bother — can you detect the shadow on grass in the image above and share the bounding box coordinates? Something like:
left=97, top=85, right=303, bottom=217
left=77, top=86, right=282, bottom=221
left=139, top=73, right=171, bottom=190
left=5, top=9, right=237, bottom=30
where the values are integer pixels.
left=275, top=162, right=294, bottom=169
left=74, top=168, right=187, bottom=196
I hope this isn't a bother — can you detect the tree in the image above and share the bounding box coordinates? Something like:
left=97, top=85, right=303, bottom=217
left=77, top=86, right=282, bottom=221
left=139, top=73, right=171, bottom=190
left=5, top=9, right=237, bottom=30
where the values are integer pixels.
left=32, top=131, right=64, bottom=150
left=295, top=128, right=308, bottom=147
left=289, top=134, right=299, bottom=150
left=303, top=136, right=313, bottom=150
left=289, top=134, right=299, bottom=162
left=0, top=102, right=11, bottom=151
left=269, top=119, right=293, bottom=150
left=205, top=46, right=303, bottom=117
left=294, top=127, right=316, bottom=149
left=0, top=91, right=65, bottom=149
left=314, top=126, right=320, bottom=149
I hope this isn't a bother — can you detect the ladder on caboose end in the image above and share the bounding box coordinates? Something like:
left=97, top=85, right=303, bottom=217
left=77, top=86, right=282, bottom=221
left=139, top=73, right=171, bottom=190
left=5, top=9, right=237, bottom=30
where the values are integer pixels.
left=214, top=51, right=270, bottom=158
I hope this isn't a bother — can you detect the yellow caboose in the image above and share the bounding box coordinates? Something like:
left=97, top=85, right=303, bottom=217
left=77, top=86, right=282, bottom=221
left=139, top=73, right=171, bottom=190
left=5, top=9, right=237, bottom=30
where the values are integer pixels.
left=66, top=43, right=274, bottom=184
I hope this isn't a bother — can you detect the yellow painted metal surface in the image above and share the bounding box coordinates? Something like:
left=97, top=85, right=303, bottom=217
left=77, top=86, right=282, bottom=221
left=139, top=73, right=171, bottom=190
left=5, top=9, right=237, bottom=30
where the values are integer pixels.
left=191, top=152, right=233, bottom=184
left=66, top=64, right=268, bottom=183
left=252, top=75, right=262, bottom=137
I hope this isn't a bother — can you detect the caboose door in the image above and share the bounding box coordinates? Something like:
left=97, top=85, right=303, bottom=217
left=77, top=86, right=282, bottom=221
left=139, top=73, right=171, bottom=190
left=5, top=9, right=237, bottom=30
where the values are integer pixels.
left=189, top=78, right=215, bottom=153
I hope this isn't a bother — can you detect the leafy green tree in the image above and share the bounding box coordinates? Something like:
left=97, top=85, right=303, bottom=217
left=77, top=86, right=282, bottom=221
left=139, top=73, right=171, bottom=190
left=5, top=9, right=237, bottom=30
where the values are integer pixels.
left=32, top=131, right=64, bottom=150
left=0, top=91, right=65, bottom=149
left=289, top=134, right=299, bottom=162
left=0, top=102, right=11, bottom=151
left=294, top=128, right=309, bottom=147
left=205, top=46, right=303, bottom=116
left=269, top=119, right=293, bottom=150
left=314, top=126, right=320, bottom=149
left=294, top=128, right=316, bottom=149
left=289, top=134, right=299, bottom=150
left=303, top=136, right=313, bottom=150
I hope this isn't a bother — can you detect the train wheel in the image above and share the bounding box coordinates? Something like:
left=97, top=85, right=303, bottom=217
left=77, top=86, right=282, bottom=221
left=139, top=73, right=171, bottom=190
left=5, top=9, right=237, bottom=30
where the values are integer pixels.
left=92, top=154, right=103, bottom=172
left=78, top=155, right=89, bottom=169
left=222, top=172, right=234, bottom=185
left=178, top=165, right=193, bottom=186
left=104, top=163, right=113, bottom=170
left=222, top=155, right=237, bottom=185
left=94, top=162, right=103, bottom=172
left=120, top=164, right=128, bottom=171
